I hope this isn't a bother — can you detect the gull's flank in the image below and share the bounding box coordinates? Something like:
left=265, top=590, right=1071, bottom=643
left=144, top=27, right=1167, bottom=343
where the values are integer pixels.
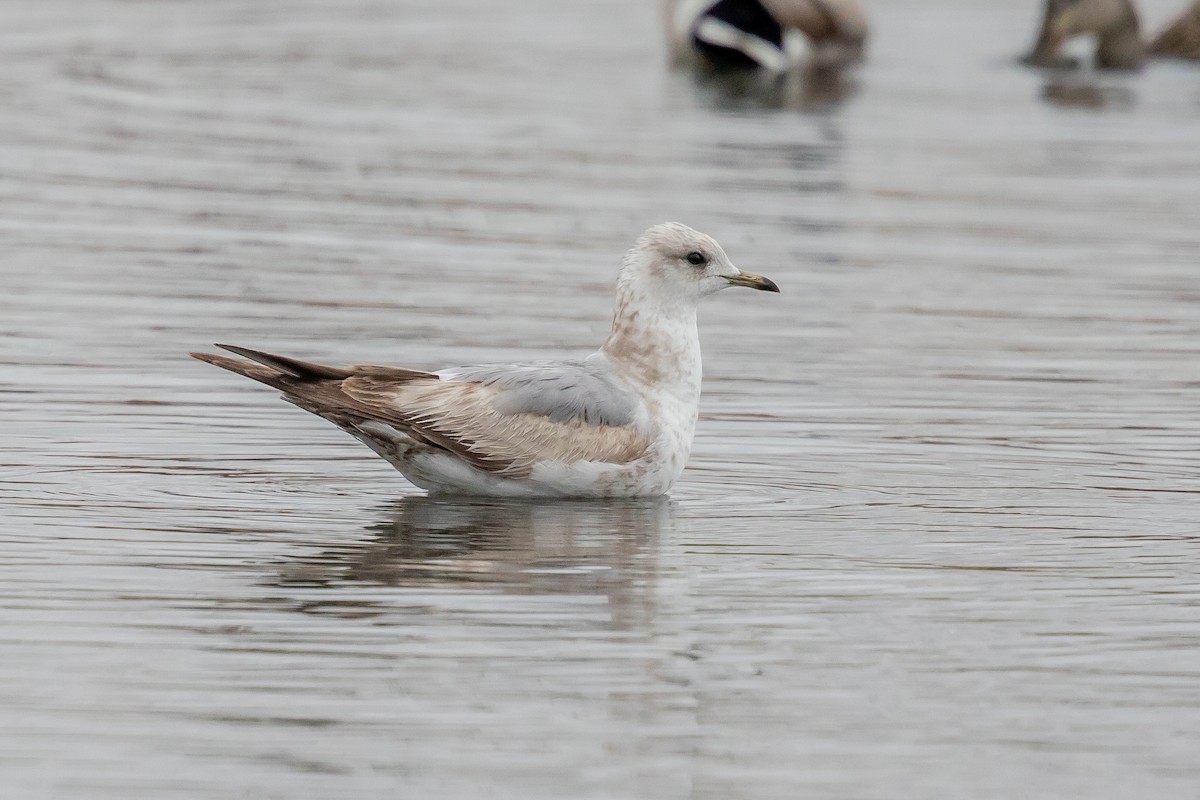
left=192, top=223, right=779, bottom=498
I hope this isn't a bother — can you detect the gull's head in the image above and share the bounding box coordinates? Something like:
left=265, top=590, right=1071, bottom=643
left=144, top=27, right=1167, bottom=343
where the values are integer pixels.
left=618, top=222, right=779, bottom=306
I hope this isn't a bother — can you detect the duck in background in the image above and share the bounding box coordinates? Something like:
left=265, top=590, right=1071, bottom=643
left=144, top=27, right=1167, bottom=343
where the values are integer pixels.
left=1149, top=0, right=1200, bottom=58
left=667, top=0, right=868, bottom=72
left=1024, top=0, right=1200, bottom=69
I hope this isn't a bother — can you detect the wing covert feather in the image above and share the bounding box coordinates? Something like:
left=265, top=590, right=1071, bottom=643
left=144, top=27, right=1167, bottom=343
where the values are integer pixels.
left=343, top=376, right=649, bottom=478
left=441, top=358, right=639, bottom=427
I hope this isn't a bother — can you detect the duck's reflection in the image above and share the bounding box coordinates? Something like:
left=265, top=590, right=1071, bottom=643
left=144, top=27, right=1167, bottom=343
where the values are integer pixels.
left=681, top=64, right=858, bottom=112
left=1040, top=73, right=1136, bottom=110
left=274, top=496, right=674, bottom=630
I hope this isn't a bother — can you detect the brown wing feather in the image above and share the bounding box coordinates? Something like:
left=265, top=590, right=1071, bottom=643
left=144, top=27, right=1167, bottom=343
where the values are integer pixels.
left=214, top=344, right=355, bottom=380
left=191, top=351, right=290, bottom=388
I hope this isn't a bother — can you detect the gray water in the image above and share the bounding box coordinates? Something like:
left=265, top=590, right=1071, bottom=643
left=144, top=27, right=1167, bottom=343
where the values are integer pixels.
left=3, top=0, right=1200, bottom=798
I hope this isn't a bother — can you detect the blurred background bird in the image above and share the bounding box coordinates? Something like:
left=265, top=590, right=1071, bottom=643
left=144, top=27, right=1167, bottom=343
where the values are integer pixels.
left=1024, top=0, right=1200, bottom=69
left=666, top=0, right=868, bottom=72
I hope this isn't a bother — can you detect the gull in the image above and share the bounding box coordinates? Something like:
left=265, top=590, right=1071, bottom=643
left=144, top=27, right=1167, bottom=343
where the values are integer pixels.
left=192, top=223, right=779, bottom=498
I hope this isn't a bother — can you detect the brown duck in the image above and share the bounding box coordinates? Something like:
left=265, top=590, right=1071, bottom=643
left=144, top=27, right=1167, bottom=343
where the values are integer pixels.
left=1025, top=0, right=1200, bottom=69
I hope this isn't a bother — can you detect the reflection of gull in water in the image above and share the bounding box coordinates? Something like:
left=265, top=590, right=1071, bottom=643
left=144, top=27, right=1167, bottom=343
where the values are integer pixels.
left=274, top=497, right=672, bottom=630
left=193, top=223, right=778, bottom=499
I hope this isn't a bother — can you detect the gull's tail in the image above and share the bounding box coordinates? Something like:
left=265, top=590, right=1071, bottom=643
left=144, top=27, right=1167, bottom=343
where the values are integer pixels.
left=190, top=344, right=476, bottom=472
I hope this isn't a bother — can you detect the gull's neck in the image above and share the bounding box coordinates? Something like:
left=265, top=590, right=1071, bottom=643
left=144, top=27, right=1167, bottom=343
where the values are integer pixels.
left=601, top=279, right=702, bottom=403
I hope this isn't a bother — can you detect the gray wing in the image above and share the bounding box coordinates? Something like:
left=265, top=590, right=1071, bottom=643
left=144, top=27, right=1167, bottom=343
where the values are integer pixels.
left=438, top=353, right=639, bottom=427
left=345, top=353, right=650, bottom=476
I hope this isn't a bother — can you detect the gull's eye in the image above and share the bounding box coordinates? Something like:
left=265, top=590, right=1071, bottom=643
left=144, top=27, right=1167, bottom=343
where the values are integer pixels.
left=686, top=251, right=707, bottom=266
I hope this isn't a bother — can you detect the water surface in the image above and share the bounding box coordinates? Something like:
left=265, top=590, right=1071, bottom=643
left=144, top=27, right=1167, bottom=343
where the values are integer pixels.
left=2, top=1, right=1199, bottom=798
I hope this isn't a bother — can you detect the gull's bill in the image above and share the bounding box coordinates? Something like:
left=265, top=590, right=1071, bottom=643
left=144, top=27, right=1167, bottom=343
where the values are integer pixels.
left=726, top=271, right=780, bottom=292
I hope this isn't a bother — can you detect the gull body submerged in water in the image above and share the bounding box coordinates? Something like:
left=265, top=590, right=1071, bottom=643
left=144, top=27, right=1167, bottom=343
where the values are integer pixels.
left=193, top=223, right=779, bottom=499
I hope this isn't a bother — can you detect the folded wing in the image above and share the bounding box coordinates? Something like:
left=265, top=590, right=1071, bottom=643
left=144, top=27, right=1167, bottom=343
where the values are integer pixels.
left=193, top=347, right=650, bottom=478
left=346, top=359, right=650, bottom=477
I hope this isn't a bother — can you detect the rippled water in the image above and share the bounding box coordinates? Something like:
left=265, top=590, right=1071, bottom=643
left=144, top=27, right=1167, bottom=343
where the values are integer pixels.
left=3, top=0, right=1199, bottom=797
